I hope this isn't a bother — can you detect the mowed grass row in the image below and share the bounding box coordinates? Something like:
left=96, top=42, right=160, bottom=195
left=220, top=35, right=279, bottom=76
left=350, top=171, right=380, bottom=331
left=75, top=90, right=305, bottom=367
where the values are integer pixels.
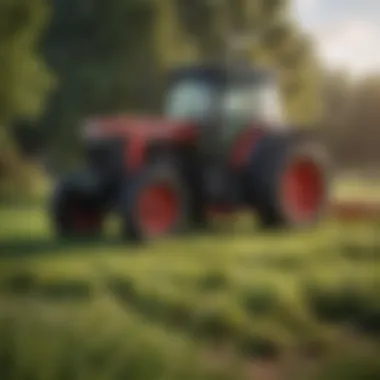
left=0, top=177, right=380, bottom=379
left=2, top=293, right=379, bottom=380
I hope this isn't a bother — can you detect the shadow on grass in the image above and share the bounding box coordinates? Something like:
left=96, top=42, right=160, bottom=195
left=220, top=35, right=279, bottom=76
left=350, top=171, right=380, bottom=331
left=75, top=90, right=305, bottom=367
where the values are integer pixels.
left=0, top=237, right=138, bottom=259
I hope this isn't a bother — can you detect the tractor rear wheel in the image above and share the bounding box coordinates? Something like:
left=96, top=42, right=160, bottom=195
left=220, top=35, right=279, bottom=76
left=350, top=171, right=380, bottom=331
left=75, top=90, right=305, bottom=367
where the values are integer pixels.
left=248, top=136, right=329, bottom=229
left=51, top=172, right=106, bottom=239
left=119, top=162, right=189, bottom=242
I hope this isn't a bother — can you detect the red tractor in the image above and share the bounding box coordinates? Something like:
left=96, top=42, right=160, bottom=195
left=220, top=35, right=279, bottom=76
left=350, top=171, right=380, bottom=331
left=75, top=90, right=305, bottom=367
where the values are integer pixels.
left=51, top=64, right=329, bottom=242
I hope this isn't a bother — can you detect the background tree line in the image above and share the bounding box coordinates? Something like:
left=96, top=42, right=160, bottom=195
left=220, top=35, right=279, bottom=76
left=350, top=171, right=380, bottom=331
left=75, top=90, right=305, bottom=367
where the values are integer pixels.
left=36, top=0, right=321, bottom=172
left=0, top=0, right=379, bottom=201
left=321, top=70, right=380, bottom=172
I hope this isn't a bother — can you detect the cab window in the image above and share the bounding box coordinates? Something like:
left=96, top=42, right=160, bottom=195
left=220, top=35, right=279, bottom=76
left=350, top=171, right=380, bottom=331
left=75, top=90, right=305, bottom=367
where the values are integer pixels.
left=165, top=80, right=215, bottom=120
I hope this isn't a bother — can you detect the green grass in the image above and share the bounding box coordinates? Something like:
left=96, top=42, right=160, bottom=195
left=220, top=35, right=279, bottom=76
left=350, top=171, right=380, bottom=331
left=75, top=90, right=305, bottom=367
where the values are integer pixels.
left=0, top=178, right=380, bottom=379
left=334, top=175, right=380, bottom=202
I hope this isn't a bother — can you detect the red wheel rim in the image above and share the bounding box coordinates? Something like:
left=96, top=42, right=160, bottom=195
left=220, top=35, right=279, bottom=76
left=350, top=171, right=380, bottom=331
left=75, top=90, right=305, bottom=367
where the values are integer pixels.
left=137, top=183, right=180, bottom=237
left=281, top=158, right=325, bottom=223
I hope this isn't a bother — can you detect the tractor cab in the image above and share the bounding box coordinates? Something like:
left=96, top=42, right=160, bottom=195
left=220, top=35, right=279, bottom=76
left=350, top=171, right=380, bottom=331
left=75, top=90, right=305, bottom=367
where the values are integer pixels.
left=51, top=63, right=328, bottom=243
left=163, top=64, right=287, bottom=203
left=164, top=64, right=286, bottom=156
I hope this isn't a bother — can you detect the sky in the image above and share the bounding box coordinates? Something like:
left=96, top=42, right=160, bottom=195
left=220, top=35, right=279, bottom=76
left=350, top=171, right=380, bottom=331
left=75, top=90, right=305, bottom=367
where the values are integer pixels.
left=292, top=0, right=380, bottom=77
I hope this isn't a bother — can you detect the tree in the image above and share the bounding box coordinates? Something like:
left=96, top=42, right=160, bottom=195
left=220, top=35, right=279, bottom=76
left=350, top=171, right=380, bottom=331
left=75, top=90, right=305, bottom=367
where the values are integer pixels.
left=40, top=0, right=321, bottom=172
left=341, top=76, right=380, bottom=168
left=39, top=0, right=158, bottom=171
left=319, top=70, right=380, bottom=169
left=172, top=0, right=321, bottom=125
left=0, top=0, right=52, bottom=131
left=0, top=0, right=53, bottom=201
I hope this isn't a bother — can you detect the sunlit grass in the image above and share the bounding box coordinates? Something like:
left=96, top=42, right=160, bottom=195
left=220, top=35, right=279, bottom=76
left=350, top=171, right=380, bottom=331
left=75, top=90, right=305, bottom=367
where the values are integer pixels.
left=0, top=177, right=379, bottom=379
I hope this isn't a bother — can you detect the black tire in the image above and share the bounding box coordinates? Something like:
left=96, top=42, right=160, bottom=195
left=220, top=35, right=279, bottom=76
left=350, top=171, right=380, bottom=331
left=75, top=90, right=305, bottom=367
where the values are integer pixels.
left=118, top=161, right=189, bottom=242
left=51, top=171, right=106, bottom=239
left=247, top=134, right=330, bottom=229
left=188, top=190, right=209, bottom=231
left=186, top=155, right=210, bottom=231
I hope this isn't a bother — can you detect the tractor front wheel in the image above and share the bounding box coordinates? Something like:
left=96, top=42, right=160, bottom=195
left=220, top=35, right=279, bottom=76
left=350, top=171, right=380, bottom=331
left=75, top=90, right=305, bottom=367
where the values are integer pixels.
left=51, top=173, right=106, bottom=239
left=119, top=162, right=189, bottom=242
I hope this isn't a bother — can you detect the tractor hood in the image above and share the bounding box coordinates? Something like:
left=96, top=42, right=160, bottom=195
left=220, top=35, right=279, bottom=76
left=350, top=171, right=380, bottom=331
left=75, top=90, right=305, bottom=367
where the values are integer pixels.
left=83, top=115, right=197, bottom=143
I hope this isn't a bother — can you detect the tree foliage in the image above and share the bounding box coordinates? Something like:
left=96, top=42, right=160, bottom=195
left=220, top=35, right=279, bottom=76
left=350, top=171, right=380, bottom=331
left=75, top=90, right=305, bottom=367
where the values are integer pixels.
left=321, top=71, right=380, bottom=169
left=0, top=0, right=53, bottom=202
left=40, top=0, right=322, bottom=171
left=0, top=0, right=52, bottom=129
left=172, top=0, right=321, bottom=125
left=40, top=0, right=159, bottom=171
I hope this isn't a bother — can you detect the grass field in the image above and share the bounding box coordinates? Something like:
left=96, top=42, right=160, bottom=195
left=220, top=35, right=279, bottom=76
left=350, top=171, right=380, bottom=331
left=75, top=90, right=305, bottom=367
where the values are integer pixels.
left=0, top=178, right=380, bottom=380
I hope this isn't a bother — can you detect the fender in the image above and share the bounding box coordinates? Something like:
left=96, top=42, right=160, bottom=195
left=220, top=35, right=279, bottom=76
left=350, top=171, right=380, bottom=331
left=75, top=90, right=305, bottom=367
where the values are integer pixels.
left=229, top=127, right=323, bottom=170
left=125, top=137, right=147, bottom=173
left=124, top=124, right=198, bottom=173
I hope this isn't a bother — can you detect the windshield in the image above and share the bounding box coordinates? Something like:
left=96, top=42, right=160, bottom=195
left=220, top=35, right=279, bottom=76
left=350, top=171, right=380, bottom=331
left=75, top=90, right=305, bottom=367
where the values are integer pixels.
left=222, top=80, right=284, bottom=126
left=260, top=82, right=284, bottom=126
left=165, top=80, right=215, bottom=120
left=165, top=77, right=285, bottom=126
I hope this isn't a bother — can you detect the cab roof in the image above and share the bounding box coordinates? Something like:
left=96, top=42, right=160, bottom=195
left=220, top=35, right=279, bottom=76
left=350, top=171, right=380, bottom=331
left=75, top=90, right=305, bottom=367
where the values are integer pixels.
left=168, top=63, right=275, bottom=86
